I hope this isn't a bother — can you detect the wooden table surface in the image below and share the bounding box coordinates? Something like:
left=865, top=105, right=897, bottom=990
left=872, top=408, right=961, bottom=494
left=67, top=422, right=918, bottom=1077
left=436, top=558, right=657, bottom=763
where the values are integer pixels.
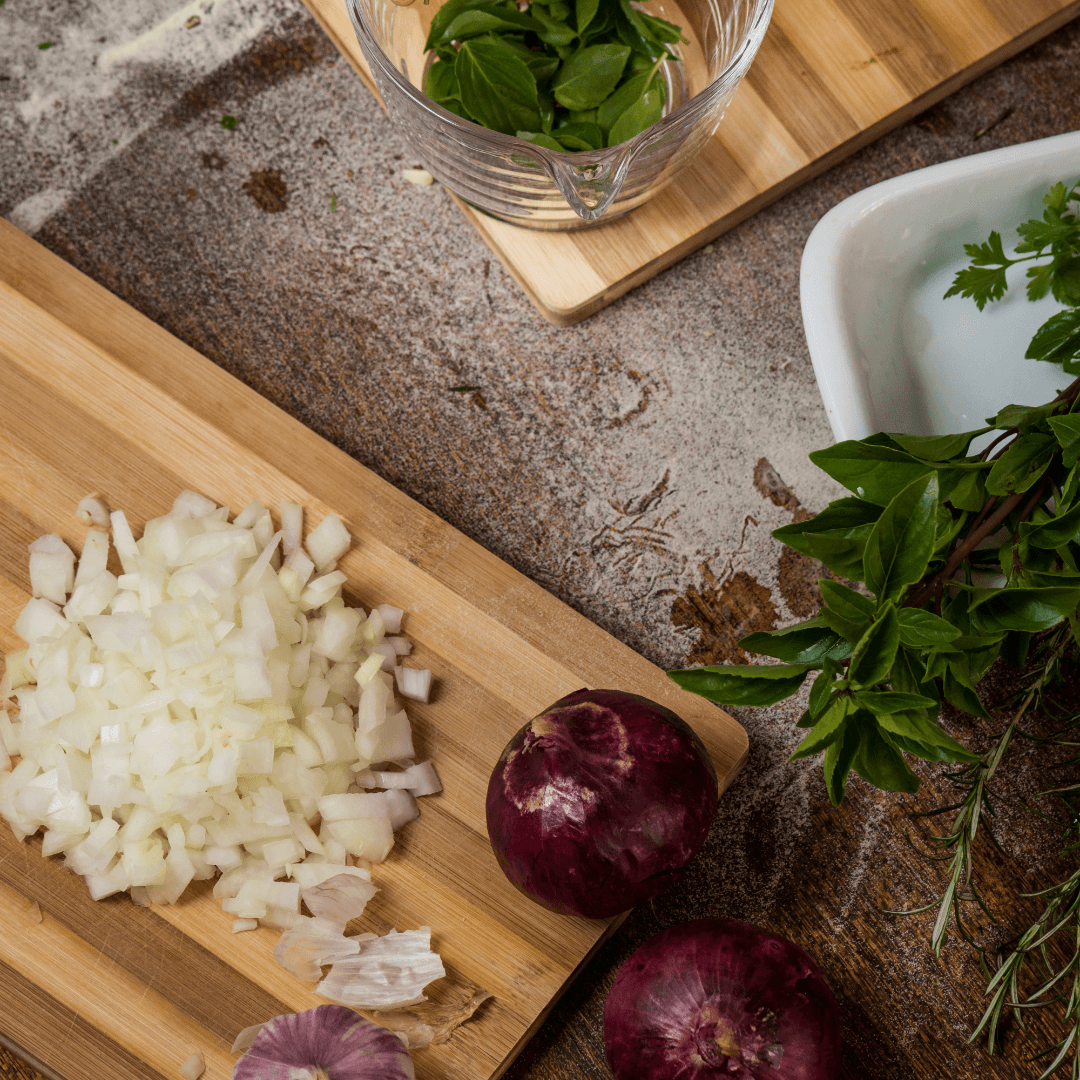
left=2, top=1, right=1080, bottom=1077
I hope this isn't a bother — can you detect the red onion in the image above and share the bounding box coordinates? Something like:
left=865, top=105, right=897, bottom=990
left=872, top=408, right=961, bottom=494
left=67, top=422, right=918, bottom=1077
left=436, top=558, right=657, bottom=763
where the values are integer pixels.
left=485, top=688, right=718, bottom=919
left=233, top=1004, right=414, bottom=1080
left=604, top=920, right=841, bottom=1079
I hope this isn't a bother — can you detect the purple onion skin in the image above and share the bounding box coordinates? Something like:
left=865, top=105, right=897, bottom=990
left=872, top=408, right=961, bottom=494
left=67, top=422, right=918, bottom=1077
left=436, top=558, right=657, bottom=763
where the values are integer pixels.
left=485, top=688, right=718, bottom=919
left=233, top=1005, right=414, bottom=1080
left=604, top=920, right=841, bottom=1080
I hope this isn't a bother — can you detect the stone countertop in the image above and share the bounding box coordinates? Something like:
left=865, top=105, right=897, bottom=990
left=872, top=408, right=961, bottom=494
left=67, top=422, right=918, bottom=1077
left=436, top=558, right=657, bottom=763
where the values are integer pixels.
left=2, top=2, right=1080, bottom=1077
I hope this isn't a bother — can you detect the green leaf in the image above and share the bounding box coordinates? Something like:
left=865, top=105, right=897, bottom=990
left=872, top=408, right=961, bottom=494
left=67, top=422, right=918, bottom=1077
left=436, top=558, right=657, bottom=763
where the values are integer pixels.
left=531, top=3, right=578, bottom=45
left=433, top=6, right=542, bottom=46
left=990, top=402, right=1056, bottom=431
left=890, top=647, right=940, bottom=705
left=941, top=467, right=987, bottom=512
left=985, top=433, right=1057, bottom=496
left=738, top=617, right=846, bottom=664
left=874, top=710, right=976, bottom=762
left=425, top=59, right=462, bottom=105
left=853, top=721, right=920, bottom=793
left=848, top=604, right=900, bottom=688
left=817, top=580, right=873, bottom=644
left=607, top=80, right=665, bottom=145
left=863, top=473, right=938, bottom=603
left=596, top=69, right=662, bottom=137
left=823, top=719, right=861, bottom=805
left=790, top=696, right=850, bottom=760
left=455, top=38, right=541, bottom=135
left=667, top=663, right=812, bottom=707
left=614, top=0, right=669, bottom=61
left=943, top=231, right=1011, bottom=310
left=853, top=691, right=937, bottom=715
left=425, top=0, right=495, bottom=50
left=969, top=586, right=1080, bottom=634
left=1001, top=629, right=1032, bottom=668
left=1048, top=414, right=1080, bottom=468
left=552, top=43, right=631, bottom=109
left=807, top=657, right=841, bottom=719
left=943, top=664, right=992, bottom=721
left=888, top=429, right=991, bottom=462
left=1026, top=308, right=1080, bottom=368
left=575, top=0, right=601, bottom=34
left=516, top=130, right=565, bottom=151
left=808, top=442, right=934, bottom=506
left=772, top=498, right=881, bottom=580
left=820, top=579, right=874, bottom=619
left=896, top=608, right=962, bottom=647
left=634, top=8, right=686, bottom=43
left=889, top=734, right=958, bottom=763
left=1015, top=212, right=1080, bottom=253
left=552, top=120, right=603, bottom=150
left=526, top=54, right=561, bottom=84
left=1021, top=501, right=1080, bottom=549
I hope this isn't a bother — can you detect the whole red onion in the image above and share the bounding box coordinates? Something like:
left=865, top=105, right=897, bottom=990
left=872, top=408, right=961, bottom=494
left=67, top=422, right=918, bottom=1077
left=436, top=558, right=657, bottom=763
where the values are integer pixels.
left=604, top=920, right=841, bottom=1079
left=485, top=688, right=718, bottom=919
left=233, top=1004, right=414, bottom=1080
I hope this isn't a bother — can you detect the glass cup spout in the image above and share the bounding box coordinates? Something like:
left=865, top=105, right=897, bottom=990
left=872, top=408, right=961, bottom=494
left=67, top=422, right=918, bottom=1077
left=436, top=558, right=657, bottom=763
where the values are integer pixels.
left=544, top=145, right=637, bottom=222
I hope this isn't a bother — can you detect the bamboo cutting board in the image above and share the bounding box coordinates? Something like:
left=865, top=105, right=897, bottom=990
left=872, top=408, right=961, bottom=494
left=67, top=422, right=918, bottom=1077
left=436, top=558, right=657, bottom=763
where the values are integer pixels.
left=301, top=0, right=1080, bottom=324
left=0, top=221, right=747, bottom=1080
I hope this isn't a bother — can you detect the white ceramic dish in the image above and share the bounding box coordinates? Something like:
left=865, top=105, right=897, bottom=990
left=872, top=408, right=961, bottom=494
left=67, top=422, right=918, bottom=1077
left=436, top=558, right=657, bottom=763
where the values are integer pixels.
left=800, top=129, right=1080, bottom=446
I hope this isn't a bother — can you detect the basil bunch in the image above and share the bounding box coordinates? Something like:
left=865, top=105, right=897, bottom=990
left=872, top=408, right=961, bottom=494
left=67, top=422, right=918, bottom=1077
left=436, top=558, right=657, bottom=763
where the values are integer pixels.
left=422, top=0, right=685, bottom=151
left=669, top=179, right=1080, bottom=806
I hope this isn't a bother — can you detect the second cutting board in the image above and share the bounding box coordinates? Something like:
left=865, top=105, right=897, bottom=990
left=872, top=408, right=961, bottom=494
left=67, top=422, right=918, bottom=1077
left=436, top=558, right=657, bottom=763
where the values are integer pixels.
left=302, top=0, right=1080, bottom=324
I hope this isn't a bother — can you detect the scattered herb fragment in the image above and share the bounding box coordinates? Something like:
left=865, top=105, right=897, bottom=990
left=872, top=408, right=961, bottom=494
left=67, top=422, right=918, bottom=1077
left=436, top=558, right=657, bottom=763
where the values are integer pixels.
left=973, top=106, right=1013, bottom=140
left=449, top=385, right=479, bottom=392
left=331, top=192, right=337, bottom=212
left=670, top=178, right=1080, bottom=1074
left=422, top=0, right=686, bottom=150
left=220, top=114, right=238, bottom=129
left=185, top=14, right=202, bottom=28
left=38, top=41, right=54, bottom=50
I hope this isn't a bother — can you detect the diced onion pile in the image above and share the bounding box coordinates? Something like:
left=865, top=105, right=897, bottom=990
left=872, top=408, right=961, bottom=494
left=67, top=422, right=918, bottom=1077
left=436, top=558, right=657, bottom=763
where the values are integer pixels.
left=0, top=492, right=441, bottom=941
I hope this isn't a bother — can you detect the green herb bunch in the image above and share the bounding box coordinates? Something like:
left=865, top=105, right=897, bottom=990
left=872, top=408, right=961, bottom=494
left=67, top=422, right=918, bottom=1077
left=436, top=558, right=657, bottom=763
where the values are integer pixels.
left=668, top=179, right=1080, bottom=1074
left=422, top=0, right=686, bottom=151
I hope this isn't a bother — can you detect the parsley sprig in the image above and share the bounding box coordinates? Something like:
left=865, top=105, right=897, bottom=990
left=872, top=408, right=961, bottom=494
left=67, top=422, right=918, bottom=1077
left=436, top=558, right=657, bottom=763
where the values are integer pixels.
left=945, top=180, right=1080, bottom=373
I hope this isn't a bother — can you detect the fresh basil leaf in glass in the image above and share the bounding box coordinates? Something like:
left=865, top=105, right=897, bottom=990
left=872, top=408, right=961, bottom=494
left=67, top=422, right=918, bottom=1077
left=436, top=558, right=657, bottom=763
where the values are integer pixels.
left=345, top=0, right=774, bottom=227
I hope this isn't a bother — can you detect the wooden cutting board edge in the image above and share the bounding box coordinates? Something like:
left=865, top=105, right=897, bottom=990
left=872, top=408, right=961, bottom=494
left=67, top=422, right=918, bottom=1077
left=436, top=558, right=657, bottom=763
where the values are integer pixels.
left=300, top=0, right=1080, bottom=326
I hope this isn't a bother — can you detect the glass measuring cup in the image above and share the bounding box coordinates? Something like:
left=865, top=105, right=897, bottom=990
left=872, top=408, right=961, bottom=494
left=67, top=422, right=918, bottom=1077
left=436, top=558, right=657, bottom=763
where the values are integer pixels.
left=346, top=0, right=773, bottom=229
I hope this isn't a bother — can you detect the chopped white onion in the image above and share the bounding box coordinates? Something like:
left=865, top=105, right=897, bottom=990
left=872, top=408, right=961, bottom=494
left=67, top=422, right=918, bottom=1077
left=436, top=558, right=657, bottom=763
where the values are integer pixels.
left=76, top=494, right=111, bottom=529
left=0, top=492, right=440, bottom=924
left=395, top=667, right=432, bottom=703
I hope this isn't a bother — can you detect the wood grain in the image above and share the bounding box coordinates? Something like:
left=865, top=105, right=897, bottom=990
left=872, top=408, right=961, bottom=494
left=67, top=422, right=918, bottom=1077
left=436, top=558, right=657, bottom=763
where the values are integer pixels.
left=0, top=220, right=747, bottom=1080
left=298, top=0, right=1080, bottom=324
